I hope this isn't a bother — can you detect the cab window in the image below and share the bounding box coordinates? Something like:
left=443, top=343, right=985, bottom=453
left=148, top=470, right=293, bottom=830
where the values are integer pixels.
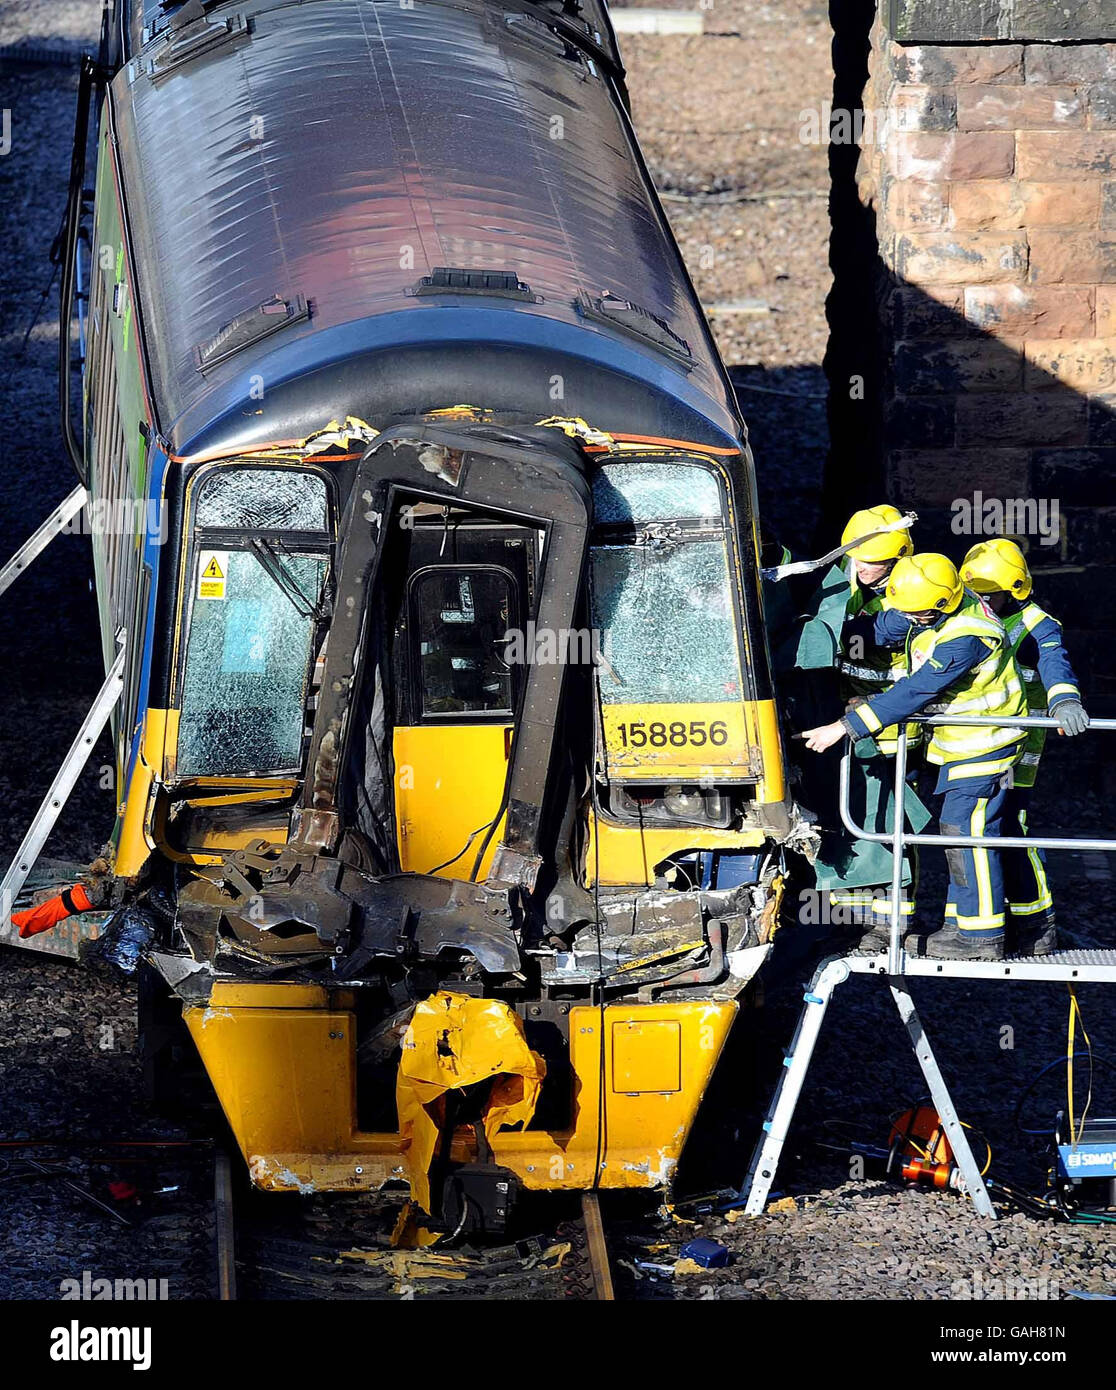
left=177, top=467, right=331, bottom=777
left=591, top=541, right=740, bottom=703
left=409, top=567, right=516, bottom=719
left=589, top=459, right=743, bottom=705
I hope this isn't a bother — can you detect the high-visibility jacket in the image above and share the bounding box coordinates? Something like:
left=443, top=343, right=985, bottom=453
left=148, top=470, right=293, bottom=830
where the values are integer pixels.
left=1003, top=600, right=1081, bottom=789
left=838, top=569, right=918, bottom=755
left=844, top=592, right=1027, bottom=777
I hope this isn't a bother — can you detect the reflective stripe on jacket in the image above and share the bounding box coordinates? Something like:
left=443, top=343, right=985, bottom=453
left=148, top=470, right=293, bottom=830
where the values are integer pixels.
left=1003, top=601, right=1080, bottom=711
left=844, top=591, right=1026, bottom=769
left=909, top=594, right=1026, bottom=765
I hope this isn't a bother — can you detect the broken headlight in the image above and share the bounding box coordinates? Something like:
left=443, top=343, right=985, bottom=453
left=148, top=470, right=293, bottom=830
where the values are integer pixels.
left=609, top=783, right=732, bottom=828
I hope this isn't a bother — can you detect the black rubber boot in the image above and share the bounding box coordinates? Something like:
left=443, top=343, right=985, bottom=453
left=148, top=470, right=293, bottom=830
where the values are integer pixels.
left=828, top=916, right=906, bottom=955
left=854, top=924, right=908, bottom=955
left=919, top=924, right=1004, bottom=961
left=1008, top=916, right=1058, bottom=958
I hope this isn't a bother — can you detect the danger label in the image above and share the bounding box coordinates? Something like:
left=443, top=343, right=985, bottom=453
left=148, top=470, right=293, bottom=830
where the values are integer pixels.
left=197, top=550, right=228, bottom=600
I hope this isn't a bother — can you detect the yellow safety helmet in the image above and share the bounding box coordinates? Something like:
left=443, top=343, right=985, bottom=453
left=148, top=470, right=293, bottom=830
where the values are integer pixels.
left=841, top=504, right=914, bottom=563
left=886, top=553, right=964, bottom=614
left=959, top=538, right=1032, bottom=601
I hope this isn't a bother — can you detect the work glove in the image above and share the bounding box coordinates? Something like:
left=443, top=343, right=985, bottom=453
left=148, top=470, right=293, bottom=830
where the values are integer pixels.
left=1053, top=700, right=1089, bottom=736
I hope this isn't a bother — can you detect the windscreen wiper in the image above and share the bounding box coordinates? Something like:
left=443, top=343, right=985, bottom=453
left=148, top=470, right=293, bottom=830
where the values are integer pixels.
left=249, top=538, right=330, bottom=622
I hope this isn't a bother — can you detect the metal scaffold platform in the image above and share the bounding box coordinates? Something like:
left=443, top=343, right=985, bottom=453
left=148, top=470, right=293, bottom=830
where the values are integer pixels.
left=742, top=715, right=1116, bottom=1221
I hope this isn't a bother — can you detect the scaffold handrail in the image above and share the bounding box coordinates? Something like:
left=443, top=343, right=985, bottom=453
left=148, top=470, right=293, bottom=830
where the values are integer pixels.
left=837, top=715, right=1116, bottom=976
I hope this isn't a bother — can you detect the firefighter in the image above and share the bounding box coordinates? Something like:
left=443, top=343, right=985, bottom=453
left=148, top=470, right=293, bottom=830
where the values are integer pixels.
left=794, top=506, right=926, bottom=947
left=836, top=505, right=915, bottom=725
left=828, top=506, right=920, bottom=938
left=800, top=553, right=1027, bottom=960
left=959, top=539, right=1088, bottom=956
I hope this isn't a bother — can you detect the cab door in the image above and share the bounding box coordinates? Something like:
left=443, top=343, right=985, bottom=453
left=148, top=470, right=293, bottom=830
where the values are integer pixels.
left=391, top=542, right=527, bottom=878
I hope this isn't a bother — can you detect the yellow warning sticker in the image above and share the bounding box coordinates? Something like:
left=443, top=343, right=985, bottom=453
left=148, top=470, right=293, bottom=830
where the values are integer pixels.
left=197, top=550, right=228, bottom=600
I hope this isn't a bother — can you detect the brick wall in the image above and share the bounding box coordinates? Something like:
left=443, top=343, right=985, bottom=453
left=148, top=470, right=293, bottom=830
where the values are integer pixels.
left=842, top=4, right=1116, bottom=717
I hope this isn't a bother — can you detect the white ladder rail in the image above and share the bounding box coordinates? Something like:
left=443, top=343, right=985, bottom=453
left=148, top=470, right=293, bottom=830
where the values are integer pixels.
left=0, top=636, right=125, bottom=939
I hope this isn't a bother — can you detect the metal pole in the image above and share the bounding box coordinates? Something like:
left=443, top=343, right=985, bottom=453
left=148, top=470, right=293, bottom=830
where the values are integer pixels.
left=214, top=1149, right=238, bottom=1301
left=920, top=715, right=1116, bottom=729
left=0, top=638, right=125, bottom=938
left=839, top=734, right=1116, bottom=854
left=887, top=728, right=908, bottom=976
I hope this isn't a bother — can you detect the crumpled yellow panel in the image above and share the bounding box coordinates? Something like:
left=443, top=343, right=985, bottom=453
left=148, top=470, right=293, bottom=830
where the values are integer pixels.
left=534, top=415, right=614, bottom=449
left=424, top=404, right=493, bottom=421
left=397, top=992, right=546, bottom=1213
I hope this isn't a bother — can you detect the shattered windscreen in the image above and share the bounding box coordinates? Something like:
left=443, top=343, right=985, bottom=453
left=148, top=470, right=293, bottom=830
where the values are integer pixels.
left=589, top=458, right=744, bottom=705
left=195, top=467, right=328, bottom=531
left=592, top=541, right=740, bottom=703
left=591, top=459, right=723, bottom=525
left=178, top=550, right=328, bottom=776
left=177, top=464, right=333, bottom=776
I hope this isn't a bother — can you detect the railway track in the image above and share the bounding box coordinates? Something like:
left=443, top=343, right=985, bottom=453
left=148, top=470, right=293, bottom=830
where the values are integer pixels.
left=214, top=1166, right=616, bottom=1302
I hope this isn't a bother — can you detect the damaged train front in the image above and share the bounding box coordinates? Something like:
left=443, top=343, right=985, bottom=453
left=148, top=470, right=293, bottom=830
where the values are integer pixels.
left=103, top=422, right=797, bottom=1232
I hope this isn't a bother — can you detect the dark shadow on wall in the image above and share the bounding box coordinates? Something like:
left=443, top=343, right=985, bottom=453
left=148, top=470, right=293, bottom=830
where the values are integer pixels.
left=825, top=0, right=887, bottom=528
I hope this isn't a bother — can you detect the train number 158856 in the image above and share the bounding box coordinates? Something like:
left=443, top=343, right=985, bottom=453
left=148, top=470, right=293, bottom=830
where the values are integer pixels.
left=614, top=719, right=729, bottom=749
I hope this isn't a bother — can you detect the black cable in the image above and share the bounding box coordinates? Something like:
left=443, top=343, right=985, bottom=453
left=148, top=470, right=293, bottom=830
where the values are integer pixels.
left=985, top=1177, right=1063, bottom=1221
left=425, top=819, right=497, bottom=877
left=584, top=601, right=609, bottom=1193
left=468, top=782, right=511, bottom=882
left=19, top=255, right=60, bottom=355
left=58, top=57, right=101, bottom=486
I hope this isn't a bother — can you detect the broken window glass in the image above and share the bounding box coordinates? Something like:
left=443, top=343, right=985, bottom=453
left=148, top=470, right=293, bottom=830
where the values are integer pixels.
left=178, top=549, right=328, bottom=775
left=412, top=568, right=515, bottom=718
left=194, top=467, right=329, bottom=531
left=592, top=459, right=722, bottom=526
left=591, top=540, right=741, bottom=704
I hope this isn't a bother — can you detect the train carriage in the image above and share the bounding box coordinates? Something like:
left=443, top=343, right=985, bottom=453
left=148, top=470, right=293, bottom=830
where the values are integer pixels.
left=12, top=0, right=803, bottom=1230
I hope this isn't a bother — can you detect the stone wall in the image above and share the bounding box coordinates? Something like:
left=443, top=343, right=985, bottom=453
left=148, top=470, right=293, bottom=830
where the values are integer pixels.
left=890, top=0, right=1116, bottom=44
left=837, top=1, right=1116, bottom=719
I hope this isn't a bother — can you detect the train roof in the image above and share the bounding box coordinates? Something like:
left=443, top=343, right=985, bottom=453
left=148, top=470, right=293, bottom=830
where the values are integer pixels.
left=110, top=0, right=744, bottom=459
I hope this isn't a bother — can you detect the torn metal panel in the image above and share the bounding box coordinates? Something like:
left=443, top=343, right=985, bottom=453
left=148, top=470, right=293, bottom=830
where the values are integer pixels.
left=397, top=992, right=545, bottom=1214
left=297, top=425, right=591, bottom=880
